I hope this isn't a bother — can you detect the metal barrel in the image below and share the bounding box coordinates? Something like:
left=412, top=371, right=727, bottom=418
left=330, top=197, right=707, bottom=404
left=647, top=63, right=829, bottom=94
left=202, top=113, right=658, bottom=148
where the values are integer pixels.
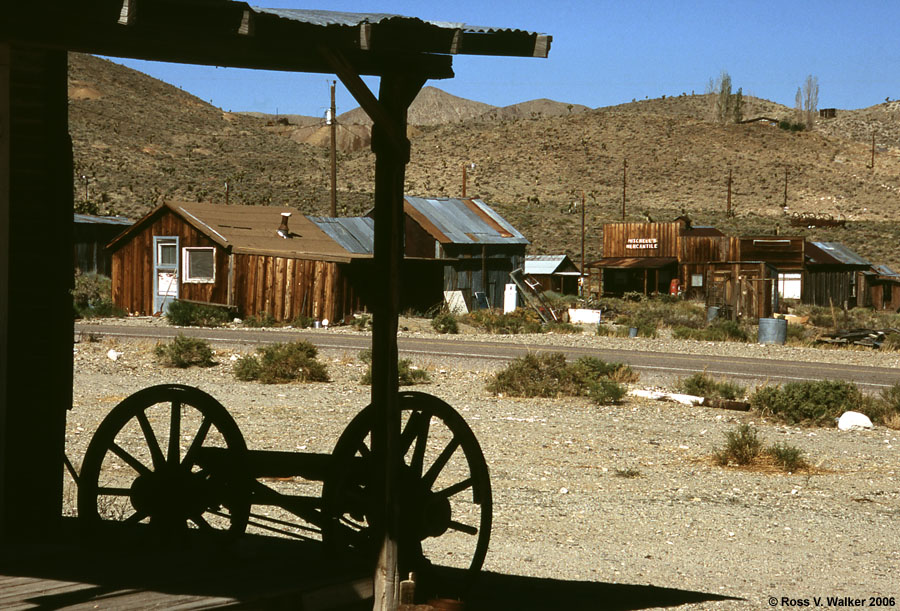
left=757, top=317, right=787, bottom=345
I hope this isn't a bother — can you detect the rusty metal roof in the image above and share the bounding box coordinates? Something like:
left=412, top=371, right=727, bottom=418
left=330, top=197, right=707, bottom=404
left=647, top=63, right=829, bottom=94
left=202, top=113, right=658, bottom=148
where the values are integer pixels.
left=308, top=216, right=375, bottom=254
left=109, top=202, right=370, bottom=263
left=587, top=257, right=677, bottom=269
left=807, top=241, right=870, bottom=267
left=403, top=197, right=529, bottom=246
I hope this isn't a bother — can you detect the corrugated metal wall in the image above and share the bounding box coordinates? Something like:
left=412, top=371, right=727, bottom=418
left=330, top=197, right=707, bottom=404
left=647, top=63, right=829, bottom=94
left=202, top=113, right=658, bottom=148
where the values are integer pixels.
left=441, top=246, right=524, bottom=309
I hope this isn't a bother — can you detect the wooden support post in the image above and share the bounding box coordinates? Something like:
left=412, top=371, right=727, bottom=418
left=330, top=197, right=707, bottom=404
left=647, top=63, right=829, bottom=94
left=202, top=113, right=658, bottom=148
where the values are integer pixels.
left=368, top=73, right=425, bottom=611
left=0, top=44, right=72, bottom=543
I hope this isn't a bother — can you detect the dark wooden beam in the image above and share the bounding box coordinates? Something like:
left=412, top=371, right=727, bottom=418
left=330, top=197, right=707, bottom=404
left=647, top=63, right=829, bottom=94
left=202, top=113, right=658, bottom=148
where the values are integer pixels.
left=0, top=43, right=72, bottom=544
left=369, top=73, right=426, bottom=610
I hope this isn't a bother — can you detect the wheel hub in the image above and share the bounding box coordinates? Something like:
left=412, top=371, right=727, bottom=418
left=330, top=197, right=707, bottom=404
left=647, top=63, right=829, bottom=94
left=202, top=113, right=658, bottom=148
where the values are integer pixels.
left=130, top=467, right=209, bottom=524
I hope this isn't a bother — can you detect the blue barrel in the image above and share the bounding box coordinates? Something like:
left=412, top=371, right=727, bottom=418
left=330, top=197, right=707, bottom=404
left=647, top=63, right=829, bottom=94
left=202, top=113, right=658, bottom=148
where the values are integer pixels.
left=706, top=306, right=719, bottom=322
left=758, top=318, right=787, bottom=345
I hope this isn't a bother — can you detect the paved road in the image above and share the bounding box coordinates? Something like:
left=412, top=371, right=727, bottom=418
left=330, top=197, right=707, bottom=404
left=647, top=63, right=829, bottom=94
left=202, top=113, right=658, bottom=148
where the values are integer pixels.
left=74, top=322, right=899, bottom=390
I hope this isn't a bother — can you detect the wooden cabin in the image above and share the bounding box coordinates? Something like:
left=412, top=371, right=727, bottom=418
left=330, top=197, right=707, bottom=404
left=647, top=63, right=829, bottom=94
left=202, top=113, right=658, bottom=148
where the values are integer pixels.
left=867, top=265, right=900, bottom=312
left=802, top=241, right=872, bottom=308
left=370, top=196, right=528, bottom=311
left=524, top=254, right=582, bottom=295
left=108, top=201, right=372, bottom=323
left=74, top=213, right=132, bottom=276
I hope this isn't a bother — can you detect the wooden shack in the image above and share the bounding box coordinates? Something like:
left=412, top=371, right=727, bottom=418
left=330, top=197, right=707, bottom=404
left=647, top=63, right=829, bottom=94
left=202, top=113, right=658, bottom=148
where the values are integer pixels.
left=803, top=241, right=871, bottom=308
left=74, top=213, right=132, bottom=276
left=524, top=254, right=582, bottom=295
left=867, top=265, right=900, bottom=311
left=372, top=196, right=528, bottom=311
left=108, top=201, right=372, bottom=323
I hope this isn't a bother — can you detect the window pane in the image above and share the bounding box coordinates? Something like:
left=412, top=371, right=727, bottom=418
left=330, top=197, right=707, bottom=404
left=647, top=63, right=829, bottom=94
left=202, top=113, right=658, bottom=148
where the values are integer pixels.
left=187, top=249, right=214, bottom=281
left=159, top=243, right=177, bottom=266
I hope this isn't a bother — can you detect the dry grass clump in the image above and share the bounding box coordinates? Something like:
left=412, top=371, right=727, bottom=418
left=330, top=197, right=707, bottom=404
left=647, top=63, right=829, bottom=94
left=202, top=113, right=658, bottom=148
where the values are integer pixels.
left=486, top=352, right=632, bottom=404
left=234, top=340, right=329, bottom=384
left=714, top=424, right=809, bottom=473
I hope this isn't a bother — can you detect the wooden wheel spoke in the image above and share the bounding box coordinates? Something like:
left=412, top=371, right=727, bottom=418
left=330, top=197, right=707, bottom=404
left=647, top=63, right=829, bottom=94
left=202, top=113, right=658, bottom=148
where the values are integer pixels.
left=422, top=436, right=461, bottom=489
left=435, top=477, right=473, bottom=500
left=135, top=411, right=165, bottom=470
left=97, top=486, right=132, bottom=497
left=408, top=412, right=431, bottom=478
left=181, top=416, right=212, bottom=468
left=110, top=442, right=152, bottom=477
left=124, top=511, right=148, bottom=525
left=448, top=520, right=478, bottom=536
left=167, top=401, right=181, bottom=465
left=190, top=513, right=213, bottom=531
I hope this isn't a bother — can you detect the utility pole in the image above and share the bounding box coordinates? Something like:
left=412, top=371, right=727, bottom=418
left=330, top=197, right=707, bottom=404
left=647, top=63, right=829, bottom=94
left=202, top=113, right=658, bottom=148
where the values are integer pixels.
left=783, top=168, right=788, bottom=208
left=329, top=80, right=337, bottom=216
left=580, top=190, right=586, bottom=297
left=726, top=168, right=732, bottom=217
left=225, top=181, right=230, bottom=205
left=462, top=162, right=474, bottom=198
left=622, top=158, right=627, bottom=220
left=870, top=132, right=876, bottom=169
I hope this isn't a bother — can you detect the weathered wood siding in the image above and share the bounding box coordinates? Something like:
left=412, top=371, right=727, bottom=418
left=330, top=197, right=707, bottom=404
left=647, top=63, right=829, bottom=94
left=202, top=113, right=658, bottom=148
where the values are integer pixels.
left=110, top=208, right=226, bottom=315
left=602, top=221, right=683, bottom=258
left=735, top=237, right=804, bottom=270
left=232, top=254, right=365, bottom=323
left=442, top=245, right=524, bottom=309
left=870, top=281, right=900, bottom=311
left=681, top=235, right=731, bottom=263
left=803, top=270, right=859, bottom=308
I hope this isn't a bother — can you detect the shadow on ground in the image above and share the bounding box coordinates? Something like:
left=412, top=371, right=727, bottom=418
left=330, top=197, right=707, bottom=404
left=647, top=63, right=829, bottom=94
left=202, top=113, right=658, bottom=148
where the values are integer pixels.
left=0, top=519, right=741, bottom=610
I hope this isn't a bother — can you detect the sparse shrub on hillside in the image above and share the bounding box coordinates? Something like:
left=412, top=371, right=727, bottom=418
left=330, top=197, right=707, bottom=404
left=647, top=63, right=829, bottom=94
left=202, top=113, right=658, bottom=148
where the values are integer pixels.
left=465, top=308, right=543, bottom=334
left=154, top=334, right=215, bottom=368
left=677, top=372, right=744, bottom=400
left=544, top=321, right=581, bottom=334
left=715, top=424, right=809, bottom=472
left=431, top=312, right=459, bottom=334
left=243, top=312, right=278, bottom=328
left=234, top=340, right=328, bottom=384
left=358, top=349, right=430, bottom=386
left=486, top=352, right=628, bottom=404
left=72, top=272, right=125, bottom=318
left=166, top=299, right=231, bottom=327
left=715, top=424, right=762, bottom=466
left=750, top=380, right=863, bottom=425
left=672, top=319, right=749, bottom=342
left=767, top=442, right=808, bottom=472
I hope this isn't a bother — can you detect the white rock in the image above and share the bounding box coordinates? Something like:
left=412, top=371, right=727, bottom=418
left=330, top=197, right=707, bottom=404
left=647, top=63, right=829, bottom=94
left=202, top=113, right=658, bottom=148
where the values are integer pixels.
left=837, top=411, right=873, bottom=431
left=106, top=349, right=122, bottom=361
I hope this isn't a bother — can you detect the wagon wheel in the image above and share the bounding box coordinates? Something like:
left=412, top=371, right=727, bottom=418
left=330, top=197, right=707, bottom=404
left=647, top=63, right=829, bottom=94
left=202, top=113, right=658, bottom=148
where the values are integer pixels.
left=322, top=391, right=492, bottom=592
left=78, top=384, right=250, bottom=544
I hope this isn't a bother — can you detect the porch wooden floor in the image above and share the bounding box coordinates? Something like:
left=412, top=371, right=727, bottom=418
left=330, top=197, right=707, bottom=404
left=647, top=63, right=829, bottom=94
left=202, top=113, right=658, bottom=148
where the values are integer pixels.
left=0, top=520, right=372, bottom=610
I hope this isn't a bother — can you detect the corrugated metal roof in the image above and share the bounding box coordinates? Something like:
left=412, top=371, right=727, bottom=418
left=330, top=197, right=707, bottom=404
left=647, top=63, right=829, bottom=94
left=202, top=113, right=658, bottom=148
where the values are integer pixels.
left=873, top=264, right=899, bottom=277
left=808, top=241, right=870, bottom=267
left=525, top=255, right=581, bottom=275
left=74, top=213, right=132, bottom=226
left=251, top=8, right=548, bottom=38
left=308, top=216, right=374, bottom=254
left=404, top=197, right=528, bottom=245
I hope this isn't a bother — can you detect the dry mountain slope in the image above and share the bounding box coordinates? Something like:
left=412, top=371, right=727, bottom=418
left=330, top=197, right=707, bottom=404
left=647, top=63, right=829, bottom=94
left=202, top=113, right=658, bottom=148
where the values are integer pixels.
left=68, top=53, right=900, bottom=271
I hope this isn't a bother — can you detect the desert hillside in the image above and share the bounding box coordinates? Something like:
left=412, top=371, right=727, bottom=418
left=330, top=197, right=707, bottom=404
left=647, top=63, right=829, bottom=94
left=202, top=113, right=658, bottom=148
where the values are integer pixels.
left=68, top=53, right=900, bottom=271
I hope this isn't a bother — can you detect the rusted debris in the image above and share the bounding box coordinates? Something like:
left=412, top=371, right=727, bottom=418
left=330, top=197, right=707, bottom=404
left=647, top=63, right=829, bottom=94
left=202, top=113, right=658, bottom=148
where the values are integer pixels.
left=816, top=328, right=900, bottom=348
left=788, top=212, right=847, bottom=228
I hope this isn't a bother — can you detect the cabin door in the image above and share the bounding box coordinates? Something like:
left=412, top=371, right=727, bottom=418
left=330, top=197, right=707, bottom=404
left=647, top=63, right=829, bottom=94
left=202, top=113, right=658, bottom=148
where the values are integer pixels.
left=153, top=236, right=179, bottom=314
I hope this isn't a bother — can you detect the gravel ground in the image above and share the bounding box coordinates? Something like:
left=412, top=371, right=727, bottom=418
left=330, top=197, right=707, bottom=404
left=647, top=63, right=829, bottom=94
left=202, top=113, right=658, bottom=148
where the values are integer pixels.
left=67, top=328, right=900, bottom=610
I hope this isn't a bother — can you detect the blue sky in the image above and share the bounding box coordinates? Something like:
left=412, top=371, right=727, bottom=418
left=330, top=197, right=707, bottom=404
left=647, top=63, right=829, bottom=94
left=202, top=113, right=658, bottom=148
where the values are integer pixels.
left=105, top=1, right=900, bottom=118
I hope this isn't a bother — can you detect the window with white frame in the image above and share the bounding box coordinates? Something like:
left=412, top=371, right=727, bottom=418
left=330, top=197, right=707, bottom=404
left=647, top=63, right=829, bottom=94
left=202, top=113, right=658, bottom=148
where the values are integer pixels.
left=182, top=247, right=215, bottom=283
